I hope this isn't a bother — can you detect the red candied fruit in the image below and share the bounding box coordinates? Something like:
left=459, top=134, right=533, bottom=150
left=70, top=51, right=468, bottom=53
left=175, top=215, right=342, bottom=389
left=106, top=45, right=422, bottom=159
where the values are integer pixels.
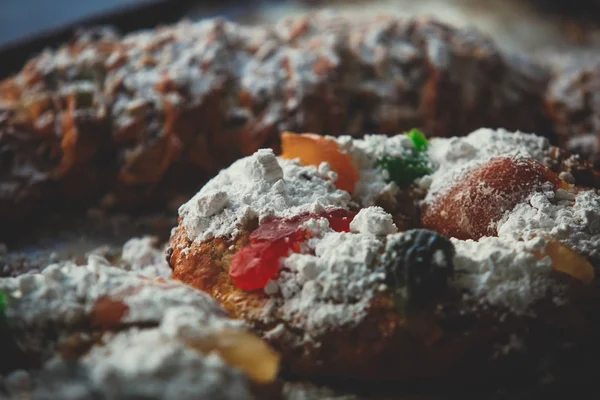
left=320, top=208, right=356, bottom=232
left=229, top=208, right=357, bottom=291
left=421, top=157, right=569, bottom=241
left=229, top=241, right=291, bottom=291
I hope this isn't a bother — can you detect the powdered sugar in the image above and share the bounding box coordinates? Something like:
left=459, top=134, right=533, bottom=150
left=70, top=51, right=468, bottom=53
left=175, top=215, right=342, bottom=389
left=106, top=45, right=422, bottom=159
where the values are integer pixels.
left=33, top=327, right=250, bottom=400
left=0, top=260, right=253, bottom=399
left=451, top=236, right=555, bottom=315
left=498, top=190, right=600, bottom=265
left=121, top=236, right=172, bottom=278
left=179, top=149, right=352, bottom=243
left=271, top=228, right=385, bottom=337
left=0, top=260, right=238, bottom=344
left=350, top=206, right=398, bottom=235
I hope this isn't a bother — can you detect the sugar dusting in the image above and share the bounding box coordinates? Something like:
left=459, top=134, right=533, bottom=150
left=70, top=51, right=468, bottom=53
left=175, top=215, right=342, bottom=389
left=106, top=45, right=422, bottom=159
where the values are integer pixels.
left=179, top=149, right=352, bottom=243
left=451, top=236, right=555, bottom=315
left=498, top=190, right=600, bottom=266
left=269, top=225, right=386, bottom=338
left=0, top=259, right=251, bottom=399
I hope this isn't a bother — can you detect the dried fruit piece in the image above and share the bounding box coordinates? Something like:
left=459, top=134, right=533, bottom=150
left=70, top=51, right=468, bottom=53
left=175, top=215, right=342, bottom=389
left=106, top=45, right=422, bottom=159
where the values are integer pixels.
left=280, top=132, right=359, bottom=193
left=535, top=240, right=595, bottom=284
left=91, top=296, right=130, bottom=329
left=230, top=240, right=293, bottom=291
left=422, top=157, right=570, bottom=240
left=407, top=128, right=429, bottom=152
left=230, top=209, right=357, bottom=291
left=381, top=229, right=455, bottom=315
left=320, top=208, right=356, bottom=232
left=186, top=329, right=280, bottom=384
left=375, top=129, right=432, bottom=188
left=375, top=153, right=432, bottom=188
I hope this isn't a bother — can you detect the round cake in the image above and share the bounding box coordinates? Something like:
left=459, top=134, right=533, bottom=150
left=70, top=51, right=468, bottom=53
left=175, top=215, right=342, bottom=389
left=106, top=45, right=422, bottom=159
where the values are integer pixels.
left=169, top=128, right=600, bottom=383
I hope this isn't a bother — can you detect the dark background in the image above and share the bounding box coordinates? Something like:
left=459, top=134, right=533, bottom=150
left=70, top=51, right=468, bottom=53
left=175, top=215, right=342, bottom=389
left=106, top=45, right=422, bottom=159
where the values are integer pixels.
left=1, top=0, right=599, bottom=78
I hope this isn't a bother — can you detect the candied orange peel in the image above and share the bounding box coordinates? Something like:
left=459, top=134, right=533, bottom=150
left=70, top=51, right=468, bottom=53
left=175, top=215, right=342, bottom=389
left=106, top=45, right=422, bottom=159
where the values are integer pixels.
left=280, top=131, right=359, bottom=193
left=533, top=239, right=595, bottom=284
left=186, top=329, right=280, bottom=384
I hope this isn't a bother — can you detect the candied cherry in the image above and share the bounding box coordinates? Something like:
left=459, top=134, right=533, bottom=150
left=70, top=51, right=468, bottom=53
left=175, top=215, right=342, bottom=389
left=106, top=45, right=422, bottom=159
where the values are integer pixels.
left=421, top=157, right=570, bottom=241
left=229, top=208, right=357, bottom=291
left=280, top=132, right=359, bottom=193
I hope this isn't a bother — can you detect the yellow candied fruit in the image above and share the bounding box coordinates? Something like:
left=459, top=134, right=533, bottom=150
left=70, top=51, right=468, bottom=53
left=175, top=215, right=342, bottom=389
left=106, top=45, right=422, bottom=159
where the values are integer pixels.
left=534, top=239, right=595, bottom=284
left=280, top=132, right=359, bottom=194
left=186, top=329, right=280, bottom=384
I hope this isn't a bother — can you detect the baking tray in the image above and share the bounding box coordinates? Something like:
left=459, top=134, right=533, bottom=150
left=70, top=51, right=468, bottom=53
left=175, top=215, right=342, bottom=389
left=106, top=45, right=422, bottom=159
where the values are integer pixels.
left=2, top=0, right=600, bottom=398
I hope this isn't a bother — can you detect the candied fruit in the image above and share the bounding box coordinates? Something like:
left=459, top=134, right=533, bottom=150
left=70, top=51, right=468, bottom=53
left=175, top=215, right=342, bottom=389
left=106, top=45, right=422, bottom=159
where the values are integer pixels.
left=375, top=129, right=432, bottom=188
left=421, top=157, right=569, bottom=240
left=380, top=229, right=455, bottom=315
left=280, top=132, right=359, bottom=193
left=186, top=329, right=280, bottom=384
left=229, top=209, right=356, bottom=291
left=375, top=153, right=432, bottom=188
left=229, top=240, right=293, bottom=291
left=406, top=128, right=429, bottom=152
left=535, top=240, right=595, bottom=284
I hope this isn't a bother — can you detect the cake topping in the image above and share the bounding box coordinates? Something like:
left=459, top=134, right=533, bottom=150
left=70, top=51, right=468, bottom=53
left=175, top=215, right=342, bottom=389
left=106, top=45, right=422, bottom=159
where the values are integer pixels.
left=423, top=128, right=553, bottom=202
left=229, top=209, right=357, bottom=291
left=273, top=230, right=385, bottom=336
left=381, top=230, right=455, bottom=314
left=421, top=157, right=568, bottom=240
left=374, top=129, right=433, bottom=189
left=498, top=190, right=600, bottom=266
left=280, top=132, right=359, bottom=193
left=350, top=206, right=398, bottom=236
left=451, top=237, right=555, bottom=315
left=178, top=149, right=351, bottom=243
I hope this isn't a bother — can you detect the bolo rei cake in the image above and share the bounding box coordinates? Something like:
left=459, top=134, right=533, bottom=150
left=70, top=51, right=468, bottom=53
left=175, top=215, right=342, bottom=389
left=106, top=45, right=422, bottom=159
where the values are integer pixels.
left=169, top=127, right=600, bottom=382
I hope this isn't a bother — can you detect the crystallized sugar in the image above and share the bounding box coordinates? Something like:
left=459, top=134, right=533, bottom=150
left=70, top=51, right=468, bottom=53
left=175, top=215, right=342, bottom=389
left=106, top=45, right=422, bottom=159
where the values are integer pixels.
left=179, top=149, right=351, bottom=243
left=350, top=206, right=398, bottom=235
left=451, top=237, right=555, bottom=315
left=423, top=128, right=552, bottom=201
left=498, top=190, right=600, bottom=265
left=272, top=229, right=386, bottom=337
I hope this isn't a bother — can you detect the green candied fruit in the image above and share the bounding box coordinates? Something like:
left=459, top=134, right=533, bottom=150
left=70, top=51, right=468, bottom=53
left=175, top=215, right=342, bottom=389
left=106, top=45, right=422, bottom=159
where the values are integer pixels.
left=375, top=153, right=432, bottom=188
left=0, top=291, right=6, bottom=316
left=406, top=128, right=428, bottom=152
left=374, top=129, right=432, bottom=188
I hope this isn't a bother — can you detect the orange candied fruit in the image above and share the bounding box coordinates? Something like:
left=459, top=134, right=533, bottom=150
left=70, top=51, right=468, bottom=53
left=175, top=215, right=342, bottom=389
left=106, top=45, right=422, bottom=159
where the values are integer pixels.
left=534, top=239, right=595, bottom=284
left=280, top=132, right=359, bottom=194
